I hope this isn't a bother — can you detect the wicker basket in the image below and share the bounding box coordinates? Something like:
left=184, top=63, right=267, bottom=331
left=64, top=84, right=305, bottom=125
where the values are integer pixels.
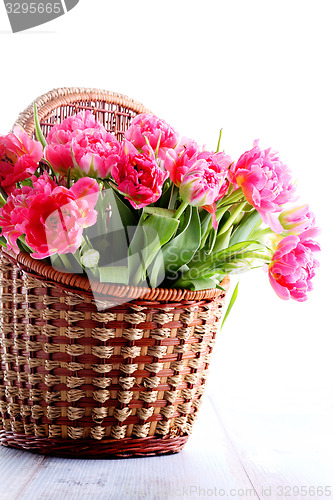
left=0, top=88, right=230, bottom=458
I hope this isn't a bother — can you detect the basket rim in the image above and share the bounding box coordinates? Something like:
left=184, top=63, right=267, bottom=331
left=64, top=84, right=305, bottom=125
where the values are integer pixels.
left=1, top=248, right=229, bottom=302
left=12, top=86, right=151, bottom=137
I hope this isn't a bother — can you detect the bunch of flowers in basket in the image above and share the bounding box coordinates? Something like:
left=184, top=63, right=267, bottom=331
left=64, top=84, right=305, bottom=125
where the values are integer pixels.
left=0, top=107, right=320, bottom=303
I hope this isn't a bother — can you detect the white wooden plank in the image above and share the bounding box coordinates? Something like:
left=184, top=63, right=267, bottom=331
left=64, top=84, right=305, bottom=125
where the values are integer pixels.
left=208, top=393, right=333, bottom=497
left=0, top=446, right=46, bottom=500
left=5, top=397, right=258, bottom=500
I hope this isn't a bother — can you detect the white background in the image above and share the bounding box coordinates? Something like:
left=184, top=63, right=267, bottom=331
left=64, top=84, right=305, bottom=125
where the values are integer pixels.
left=0, top=0, right=332, bottom=457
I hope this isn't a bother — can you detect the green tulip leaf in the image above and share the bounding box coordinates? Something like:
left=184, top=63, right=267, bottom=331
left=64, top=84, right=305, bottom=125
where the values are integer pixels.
left=99, top=265, right=129, bottom=284
left=143, top=206, right=176, bottom=218
left=112, top=189, right=138, bottom=228
left=221, top=281, right=239, bottom=329
left=229, top=210, right=262, bottom=246
left=174, top=276, right=223, bottom=291
left=129, top=212, right=179, bottom=285
left=33, top=102, right=47, bottom=149
left=149, top=206, right=201, bottom=287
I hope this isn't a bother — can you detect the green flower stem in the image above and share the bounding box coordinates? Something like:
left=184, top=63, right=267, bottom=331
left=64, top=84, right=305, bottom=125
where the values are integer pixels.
left=18, top=235, right=33, bottom=253
left=253, top=227, right=275, bottom=241
left=132, top=254, right=147, bottom=286
left=57, top=253, right=72, bottom=271
left=103, top=179, right=121, bottom=194
left=217, top=188, right=244, bottom=208
left=154, top=133, right=162, bottom=160
left=0, top=184, right=8, bottom=202
left=216, top=128, right=223, bottom=153
left=95, top=191, right=107, bottom=236
left=258, top=227, right=274, bottom=236
left=167, top=183, right=175, bottom=209
left=102, top=180, right=112, bottom=190
left=81, top=235, right=94, bottom=251
left=213, top=226, right=233, bottom=253
left=0, top=192, right=7, bottom=207
left=42, top=158, right=59, bottom=182
left=215, top=205, right=232, bottom=220
left=250, top=227, right=277, bottom=257
left=179, top=249, right=270, bottom=282
left=218, top=201, right=247, bottom=236
left=33, top=102, right=47, bottom=149
left=73, top=248, right=84, bottom=268
left=66, top=168, right=71, bottom=189
left=240, top=251, right=272, bottom=263
left=88, top=266, right=100, bottom=280
left=133, top=266, right=143, bottom=286
left=173, top=201, right=188, bottom=220
left=200, top=205, right=230, bottom=250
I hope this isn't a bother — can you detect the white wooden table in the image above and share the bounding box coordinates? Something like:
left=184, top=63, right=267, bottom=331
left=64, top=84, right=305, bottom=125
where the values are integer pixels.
left=1, top=387, right=332, bottom=500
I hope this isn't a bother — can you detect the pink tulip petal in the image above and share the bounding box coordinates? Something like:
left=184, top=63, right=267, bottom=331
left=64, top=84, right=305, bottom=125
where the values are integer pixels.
left=269, top=273, right=291, bottom=300
left=230, top=141, right=295, bottom=232
left=268, top=229, right=320, bottom=301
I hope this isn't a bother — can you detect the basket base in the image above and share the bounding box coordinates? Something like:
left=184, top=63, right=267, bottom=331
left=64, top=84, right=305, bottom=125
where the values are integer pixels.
left=0, top=431, right=189, bottom=459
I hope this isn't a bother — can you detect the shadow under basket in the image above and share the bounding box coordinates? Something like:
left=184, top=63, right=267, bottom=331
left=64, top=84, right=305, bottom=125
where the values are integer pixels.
left=0, top=250, right=229, bottom=458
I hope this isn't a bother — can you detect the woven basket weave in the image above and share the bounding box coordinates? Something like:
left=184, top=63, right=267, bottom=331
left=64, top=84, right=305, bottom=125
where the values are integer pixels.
left=0, top=88, right=229, bottom=458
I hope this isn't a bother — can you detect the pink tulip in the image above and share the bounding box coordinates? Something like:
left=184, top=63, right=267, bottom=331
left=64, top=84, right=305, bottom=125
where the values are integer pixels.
left=0, top=173, right=99, bottom=258
left=7, top=126, right=43, bottom=162
left=268, top=227, right=320, bottom=301
left=0, top=184, right=33, bottom=252
left=230, top=140, right=296, bottom=232
left=279, top=204, right=315, bottom=235
left=125, top=113, right=179, bottom=160
left=111, top=140, right=168, bottom=209
left=0, top=154, right=38, bottom=194
left=165, top=140, right=232, bottom=196
left=46, top=110, right=106, bottom=145
left=164, top=138, right=201, bottom=186
left=196, top=151, right=232, bottom=200
left=45, top=111, right=121, bottom=179
left=179, top=160, right=225, bottom=207
left=178, top=152, right=232, bottom=229
left=71, top=129, right=121, bottom=179
left=44, top=143, right=73, bottom=177
left=0, top=127, right=43, bottom=194
left=45, top=128, right=121, bottom=179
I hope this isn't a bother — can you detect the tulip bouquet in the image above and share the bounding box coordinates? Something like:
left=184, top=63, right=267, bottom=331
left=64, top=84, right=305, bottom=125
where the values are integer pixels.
left=0, top=108, right=320, bottom=304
